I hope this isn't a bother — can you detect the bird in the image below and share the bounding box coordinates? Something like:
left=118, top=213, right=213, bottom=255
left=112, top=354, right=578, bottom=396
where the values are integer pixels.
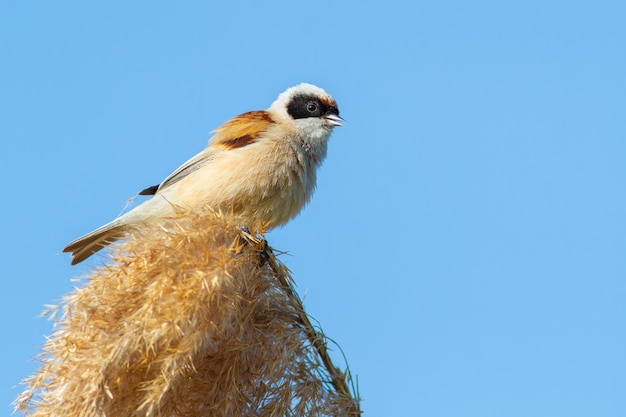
left=63, top=83, right=343, bottom=265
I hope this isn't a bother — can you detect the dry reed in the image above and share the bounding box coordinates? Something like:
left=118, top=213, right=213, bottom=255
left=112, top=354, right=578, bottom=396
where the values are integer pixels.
left=15, top=208, right=360, bottom=416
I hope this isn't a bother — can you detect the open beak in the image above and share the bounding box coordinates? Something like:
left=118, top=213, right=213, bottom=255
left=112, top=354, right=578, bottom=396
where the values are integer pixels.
left=324, top=114, right=345, bottom=127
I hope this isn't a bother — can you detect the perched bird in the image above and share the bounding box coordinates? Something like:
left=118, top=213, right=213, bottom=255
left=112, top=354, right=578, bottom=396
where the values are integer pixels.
left=63, top=83, right=343, bottom=265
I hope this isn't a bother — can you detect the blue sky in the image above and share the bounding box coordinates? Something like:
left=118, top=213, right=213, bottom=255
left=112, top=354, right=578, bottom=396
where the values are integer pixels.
left=2, top=1, right=625, bottom=416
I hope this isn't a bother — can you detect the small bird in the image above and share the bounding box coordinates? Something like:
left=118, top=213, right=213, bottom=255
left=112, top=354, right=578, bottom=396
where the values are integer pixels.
left=63, top=83, right=343, bottom=265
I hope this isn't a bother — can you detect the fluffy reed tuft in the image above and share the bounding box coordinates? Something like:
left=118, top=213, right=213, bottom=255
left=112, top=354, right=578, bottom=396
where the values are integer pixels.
left=16, top=208, right=360, bottom=416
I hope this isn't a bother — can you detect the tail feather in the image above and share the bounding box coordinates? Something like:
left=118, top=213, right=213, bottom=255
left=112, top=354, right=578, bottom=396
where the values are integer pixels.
left=63, top=222, right=127, bottom=265
left=64, top=193, right=169, bottom=265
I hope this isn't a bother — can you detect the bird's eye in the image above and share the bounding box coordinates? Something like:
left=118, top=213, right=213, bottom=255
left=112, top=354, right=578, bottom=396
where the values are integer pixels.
left=306, top=102, right=318, bottom=113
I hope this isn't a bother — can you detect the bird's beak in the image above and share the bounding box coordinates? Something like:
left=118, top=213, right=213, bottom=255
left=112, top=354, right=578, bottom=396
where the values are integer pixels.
left=324, top=114, right=345, bottom=127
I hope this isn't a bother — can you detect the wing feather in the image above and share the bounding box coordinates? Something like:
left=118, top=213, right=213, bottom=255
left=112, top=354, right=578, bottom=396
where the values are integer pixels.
left=142, top=110, right=274, bottom=195
left=154, top=147, right=217, bottom=193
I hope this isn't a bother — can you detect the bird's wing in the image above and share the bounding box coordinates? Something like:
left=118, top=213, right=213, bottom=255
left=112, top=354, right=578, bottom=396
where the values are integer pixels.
left=140, top=110, right=274, bottom=195
left=141, top=147, right=218, bottom=195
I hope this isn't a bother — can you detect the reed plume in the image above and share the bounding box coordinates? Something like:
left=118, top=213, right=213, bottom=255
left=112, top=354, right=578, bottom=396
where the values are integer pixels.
left=15, top=208, right=360, bottom=416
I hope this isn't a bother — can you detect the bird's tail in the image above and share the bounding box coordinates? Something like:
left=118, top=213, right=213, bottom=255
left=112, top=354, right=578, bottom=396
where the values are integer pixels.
left=63, top=221, right=128, bottom=265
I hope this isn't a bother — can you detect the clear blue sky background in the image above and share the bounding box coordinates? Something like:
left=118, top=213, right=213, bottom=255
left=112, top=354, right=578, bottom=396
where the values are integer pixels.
left=2, top=2, right=624, bottom=416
